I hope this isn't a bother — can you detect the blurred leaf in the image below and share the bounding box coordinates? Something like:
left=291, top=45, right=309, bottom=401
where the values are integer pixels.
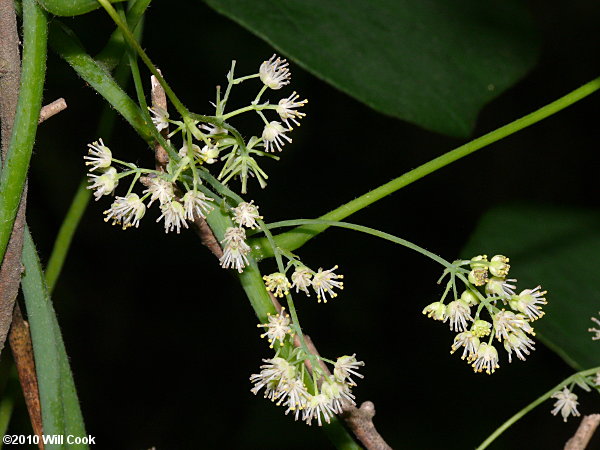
left=36, top=0, right=126, bottom=16
left=21, top=228, right=88, bottom=450
left=204, top=0, right=539, bottom=137
left=462, top=203, right=600, bottom=370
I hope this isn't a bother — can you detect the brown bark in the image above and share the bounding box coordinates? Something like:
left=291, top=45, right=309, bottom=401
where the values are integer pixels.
left=565, top=414, right=600, bottom=450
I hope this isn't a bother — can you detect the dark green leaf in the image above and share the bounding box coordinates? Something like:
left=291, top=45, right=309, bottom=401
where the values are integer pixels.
left=204, top=0, right=539, bottom=137
left=462, top=203, right=600, bottom=370
left=36, top=0, right=126, bottom=16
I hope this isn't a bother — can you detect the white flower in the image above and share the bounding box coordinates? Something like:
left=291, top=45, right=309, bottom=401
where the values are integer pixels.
left=594, top=371, right=600, bottom=386
left=143, top=177, right=174, bottom=206
left=276, top=91, right=307, bottom=128
left=103, top=193, right=146, bottom=229
left=279, top=377, right=309, bottom=419
left=87, top=167, right=118, bottom=201
left=489, top=255, right=510, bottom=277
left=199, top=123, right=228, bottom=137
left=588, top=313, right=600, bottom=340
left=493, top=310, right=533, bottom=341
left=263, top=272, right=291, bottom=298
left=148, top=106, right=169, bottom=132
left=262, top=121, right=292, bottom=152
left=451, top=331, right=480, bottom=362
left=257, top=308, right=293, bottom=348
left=84, top=138, right=112, bottom=171
left=303, top=394, right=335, bottom=426
left=485, top=277, right=517, bottom=298
left=551, top=388, right=580, bottom=422
left=259, top=54, right=291, bottom=90
left=250, top=357, right=295, bottom=397
left=157, top=200, right=188, bottom=233
left=311, top=266, right=344, bottom=302
left=291, top=266, right=313, bottom=296
left=422, top=301, right=447, bottom=322
left=510, top=286, right=547, bottom=321
left=199, top=144, right=219, bottom=164
left=219, top=227, right=251, bottom=273
left=472, top=320, right=492, bottom=338
left=471, top=342, right=500, bottom=374
left=182, top=190, right=214, bottom=220
left=446, top=300, right=472, bottom=332
left=178, top=143, right=200, bottom=158
left=232, top=201, right=262, bottom=229
left=321, top=376, right=356, bottom=413
left=503, top=331, right=535, bottom=363
left=334, top=354, right=365, bottom=386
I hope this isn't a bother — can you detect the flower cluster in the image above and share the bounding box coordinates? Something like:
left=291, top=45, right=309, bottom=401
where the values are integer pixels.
left=422, top=254, right=548, bottom=374
left=264, top=265, right=344, bottom=303
left=250, top=311, right=364, bottom=426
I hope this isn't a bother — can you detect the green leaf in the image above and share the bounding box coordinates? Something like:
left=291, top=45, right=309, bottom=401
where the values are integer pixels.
left=462, top=203, right=600, bottom=370
left=21, top=228, right=88, bottom=450
left=36, top=0, right=126, bottom=16
left=204, top=0, right=539, bottom=137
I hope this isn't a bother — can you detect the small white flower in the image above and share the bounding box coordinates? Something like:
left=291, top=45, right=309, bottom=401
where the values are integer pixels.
left=334, top=354, right=365, bottom=386
left=199, top=144, right=219, bottom=164
left=263, top=272, right=291, bottom=298
left=422, top=301, right=447, bottom=322
left=250, top=357, right=295, bottom=397
left=276, top=91, right=307, bottom=129
left=182, top=190, right=214, bottom=220
left=178, top=143, right=201, bottom=158
left=321, top=376, right=356, bottom=413
left=594, top=371, right=600, bottom=386
left=257, top=308, right=293, bottom=348
left=143, top=177, right=175, bottom=206
left=279, top=377, right=309, bottom=419
left=485, top=277, right=517, bottom=298
left=262, top=121, right=292, bottom=152
left=551, top=388, right=580, bottom=422
left=291, top=266, right=313, bottom=296
left=446, top=300, right=472, bottom=332
left=199, top=123, right=228, bottom=137
left=157, top=200, right=188, bottom=233
left=303, top=394, right=335, bottom=426
left=103, top=193, right=146, bottom=229
left=493, top=310, right=534, bottom=342
left=510, top=286, right=548, bottom=321
left=87, top=167, right=118, bottom=201
left=311, top=265, right=344, bottom=302
left=471, top=320, right=493, bottom=338
left=219, top=227, right=251, bottom=273
left=489, top=255, right=510, bottom=277
left=450, top=331, right=480, bottom=362
left=504, top=331, right=536, bottom=363
left=148, top=106, right=169, bottom=132
left=84, top=138, right=112, bottom=171
left=588, top=313, right=600, bottom=340
left=471, top=342, right=500, bottom=374
left=259, top=54, right=291, bottom=90
left=232, top=201, right=262, bottom=229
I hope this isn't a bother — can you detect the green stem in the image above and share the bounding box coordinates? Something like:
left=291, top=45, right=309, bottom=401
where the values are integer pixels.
left=45, top=178, right=91, bottom=293
left=253, top=219, right=451, bottom=268
left=0, top=0, right=47, bottom=266
left=253, top=77, right=600, bottom=259
left=97, top=0, right=189, bottom=118
left=476, top=367, right=600, bottom=450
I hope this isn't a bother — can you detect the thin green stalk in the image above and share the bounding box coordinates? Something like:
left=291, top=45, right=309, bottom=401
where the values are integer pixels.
left=255, top=219, right=451, bottom=267
left=252, top=77, right=600, bottom=259
left=0, top=393, right=13, bottom=445
left=476, top=367, right=600, bottom=450
left=0, top=0, right=47, bottom=266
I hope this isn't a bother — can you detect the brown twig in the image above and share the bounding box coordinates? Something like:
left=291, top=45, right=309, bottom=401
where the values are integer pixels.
left=564, top=414, right=600, bottom=450
left=38, top=98, right=67, bottom=124
left=150, top=73, right=169, bottom=171
left=8, top=305, right=44, bottom=448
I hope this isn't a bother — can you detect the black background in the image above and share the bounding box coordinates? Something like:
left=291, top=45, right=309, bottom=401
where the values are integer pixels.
left=7, top=0, right=600, bottom=448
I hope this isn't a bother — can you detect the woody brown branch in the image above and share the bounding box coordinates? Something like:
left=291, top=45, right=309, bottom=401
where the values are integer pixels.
left=565, top=414, right=600, bottom=450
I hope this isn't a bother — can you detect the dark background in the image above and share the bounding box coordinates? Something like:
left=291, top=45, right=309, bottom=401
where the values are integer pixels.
left=7, top=0, right=600, bottom=448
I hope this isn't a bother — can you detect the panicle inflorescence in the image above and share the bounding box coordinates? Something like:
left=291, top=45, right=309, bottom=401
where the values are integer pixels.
left=423, top=254, right=549, bottom=374
left=251, top=312, right=364, bottom=426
